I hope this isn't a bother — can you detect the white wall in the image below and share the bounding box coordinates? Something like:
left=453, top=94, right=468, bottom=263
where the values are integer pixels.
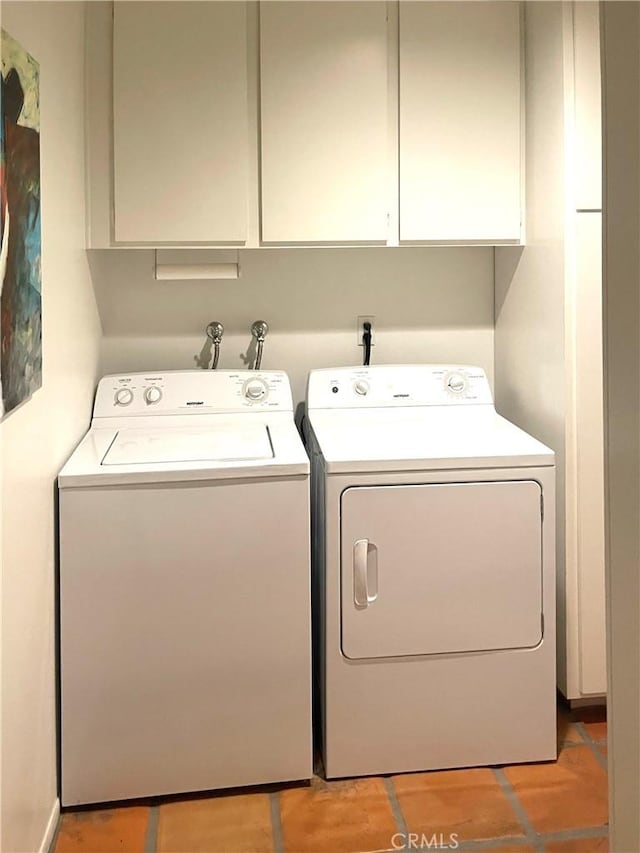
left=601, top=2, right=640, bottom=849
left=494, top=2, right=568, bottom=681
left=0, top=4, right=102, bottom=852
left=0, top=0, right=4, bottom=825
left=93, top=246, right=495, bottom=406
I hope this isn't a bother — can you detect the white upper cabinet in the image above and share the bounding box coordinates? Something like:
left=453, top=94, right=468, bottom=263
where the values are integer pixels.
left=399, top=2, right=522, bottom=243
left=259, top=2, right=389, bottom=244
left=93, top=1, right=524, bottom=247
left=113, top=2, right=249, bottom=244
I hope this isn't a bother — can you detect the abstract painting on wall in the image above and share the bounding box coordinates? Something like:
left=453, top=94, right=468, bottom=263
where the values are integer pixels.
left=0, top=29, right=41, bottom=418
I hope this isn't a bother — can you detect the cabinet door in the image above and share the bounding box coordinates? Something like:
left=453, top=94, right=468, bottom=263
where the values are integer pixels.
left=113, top=2, right=248, bottom=244
left=260, top=2, right=389, bottom=244
left=399, top=2, right=521, bottom=243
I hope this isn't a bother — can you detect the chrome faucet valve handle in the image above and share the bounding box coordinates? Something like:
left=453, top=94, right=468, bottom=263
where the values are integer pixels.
left=206, top=321, right=225, bottom=344
left=250, top=320, right=269, bottom=342
left=206, top=321, right=224, bottom=370
left=251, top=320, right=269, bottom=370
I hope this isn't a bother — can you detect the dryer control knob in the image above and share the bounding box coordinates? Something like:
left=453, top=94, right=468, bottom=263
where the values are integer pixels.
left=354, top=380, right=370, bottom=396
left=446, top=373, right=467, bottom=394
left=114, top=388, right=134, bottom=407
left=244, top=379, right=268, bottom=401
left=144, top=386, right=162, bottom=405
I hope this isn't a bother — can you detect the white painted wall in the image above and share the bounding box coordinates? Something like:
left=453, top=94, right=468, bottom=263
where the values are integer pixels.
left=94, top=247, right=495, bottom=407
left=0, top=2, right=4, bottom=831
left=497, top=2, right=608, bottom=703
left=601, top=2, right=640, bottom=848
left=0, top=4, right=102, bottom=852
left=494, top=2, right=568, bottom=682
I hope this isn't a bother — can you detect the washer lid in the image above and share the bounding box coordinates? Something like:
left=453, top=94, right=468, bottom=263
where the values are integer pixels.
left=58, top=416, right=309, bottom=488
left=102, top=424, right=274, bottom=466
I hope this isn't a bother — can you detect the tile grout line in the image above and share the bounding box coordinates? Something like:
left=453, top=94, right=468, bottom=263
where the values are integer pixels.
left=560, top=738, right=589, bottom=749
left=456, top=836, right=544, bottom=851
left=539, top=825, right=610, bottom=842
left=384, top=776, right=409, bottom=839
left=574, top=721, right=609, bottom=771
left=454, top=825, right=609, bottom=851
left=492, top=767, right=543, bottom=853
left=269, top=791, right=285, bottom=853
left=144, top=804, right=159, bottom=853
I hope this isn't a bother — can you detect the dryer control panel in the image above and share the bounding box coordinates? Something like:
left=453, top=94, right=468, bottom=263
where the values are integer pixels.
left=93, top=370, right=294, bottom=417
left=307, top=365, right=493, bottom=409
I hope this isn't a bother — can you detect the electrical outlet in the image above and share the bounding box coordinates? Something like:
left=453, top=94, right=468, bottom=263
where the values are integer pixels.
left=357, top=315, right=376, bottom=347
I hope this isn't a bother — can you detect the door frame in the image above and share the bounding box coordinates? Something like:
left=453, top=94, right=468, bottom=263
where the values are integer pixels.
left=601, top=2, right=640, bottom=849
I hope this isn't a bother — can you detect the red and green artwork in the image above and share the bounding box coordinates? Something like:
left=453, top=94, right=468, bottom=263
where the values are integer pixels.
left=1, top=29, right=41, bottom=418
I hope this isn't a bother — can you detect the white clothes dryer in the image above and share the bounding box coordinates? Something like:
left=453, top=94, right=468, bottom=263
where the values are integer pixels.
left=59, top=370, right=311, bottom=806
left=305, top=364, right=556, bottom=778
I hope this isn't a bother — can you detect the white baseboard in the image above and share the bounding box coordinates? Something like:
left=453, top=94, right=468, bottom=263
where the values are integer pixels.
left=39, top=798, right=60, bottom=853
left=569, top=696, right=607, bottom=709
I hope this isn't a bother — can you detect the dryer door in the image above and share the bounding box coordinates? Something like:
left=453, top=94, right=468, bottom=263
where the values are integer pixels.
left=340, top=480, right=543, bottom=660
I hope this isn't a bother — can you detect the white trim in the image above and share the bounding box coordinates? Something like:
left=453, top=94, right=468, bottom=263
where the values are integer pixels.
left=39, top=798, right=60, bottom=853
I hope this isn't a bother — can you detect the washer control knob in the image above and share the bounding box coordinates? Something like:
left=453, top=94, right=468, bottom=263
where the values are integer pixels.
left=244, top=379, right=268, bottom=401
left=354, top=380, right=370, bottom=396
left=114, top=387, right=133, bottom=407
left=144, top=386, right=162, bottom=405
left=446, top=372, right=467, bottom=394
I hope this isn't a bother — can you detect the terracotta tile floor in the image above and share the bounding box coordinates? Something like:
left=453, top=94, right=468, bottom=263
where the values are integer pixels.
left=53, top=700, right=608, bottom=853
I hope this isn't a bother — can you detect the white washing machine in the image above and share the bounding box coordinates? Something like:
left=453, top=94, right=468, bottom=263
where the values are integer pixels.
left=305, top=364, right=556, bottom=778
left=58, top=370, right=311, bottom=806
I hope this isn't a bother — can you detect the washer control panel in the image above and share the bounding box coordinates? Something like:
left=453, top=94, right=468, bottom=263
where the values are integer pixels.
left=444, top=370, right=467, bottom=395
left=243, top=377, right=269, bottom=402
left=308, top=365, right=493, bottom=409
left=143, top=385, right=163, bottom=405
left=114, top=387, right=134, bottom=407
left=94, top=371, right=293, bottom=417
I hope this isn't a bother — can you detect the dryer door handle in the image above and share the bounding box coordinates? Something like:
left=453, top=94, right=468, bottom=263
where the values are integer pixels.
left=354, top=539, right=378, bottom=608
